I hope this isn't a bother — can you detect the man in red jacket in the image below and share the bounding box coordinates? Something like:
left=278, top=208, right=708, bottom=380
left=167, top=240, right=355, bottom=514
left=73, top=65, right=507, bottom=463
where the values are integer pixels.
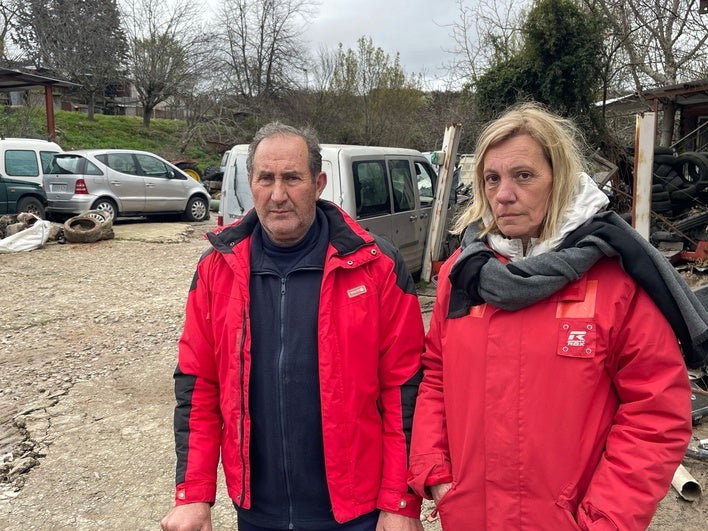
left=161, top=122, right=424, bottom=531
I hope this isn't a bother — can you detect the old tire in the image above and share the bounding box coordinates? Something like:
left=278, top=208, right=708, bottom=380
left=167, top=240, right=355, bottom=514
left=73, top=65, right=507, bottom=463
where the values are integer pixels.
left=184, top=196, right=209, bottom=222
left=64, top=216, right=103, bottom=243
left=81, top=209, right=114, bottom=240
left=16, top=196, right=46, bottom=219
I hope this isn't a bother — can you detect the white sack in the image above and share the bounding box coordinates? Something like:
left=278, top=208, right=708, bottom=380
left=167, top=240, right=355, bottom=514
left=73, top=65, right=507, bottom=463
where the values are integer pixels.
left=0, top=219, right=53, bottom=253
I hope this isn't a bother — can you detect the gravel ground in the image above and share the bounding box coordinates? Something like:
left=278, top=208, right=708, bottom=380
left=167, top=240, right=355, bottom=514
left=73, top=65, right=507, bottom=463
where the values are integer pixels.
left=0, top=216, right=706, bottom=530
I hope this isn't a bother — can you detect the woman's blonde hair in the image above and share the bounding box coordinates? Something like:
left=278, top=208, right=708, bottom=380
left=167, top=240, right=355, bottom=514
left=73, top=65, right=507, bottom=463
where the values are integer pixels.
left=453, top=102, right=587, bottom=241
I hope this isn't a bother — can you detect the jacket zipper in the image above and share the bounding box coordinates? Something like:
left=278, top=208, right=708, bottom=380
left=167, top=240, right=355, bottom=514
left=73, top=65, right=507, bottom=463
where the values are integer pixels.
left=278, top=276, right=295, bottom=530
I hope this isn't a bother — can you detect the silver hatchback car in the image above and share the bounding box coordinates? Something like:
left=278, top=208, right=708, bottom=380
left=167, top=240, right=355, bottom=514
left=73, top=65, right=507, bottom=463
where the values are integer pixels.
left=44, top=149, right=211, bottom=221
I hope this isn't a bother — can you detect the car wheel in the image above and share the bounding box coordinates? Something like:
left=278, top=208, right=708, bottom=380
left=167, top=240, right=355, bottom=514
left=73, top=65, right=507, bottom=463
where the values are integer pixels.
left=185, top=196, right=209, bottom=222
left=91, top=198, right=118, bottom=220
left=16, top=196, right=46, bottom=219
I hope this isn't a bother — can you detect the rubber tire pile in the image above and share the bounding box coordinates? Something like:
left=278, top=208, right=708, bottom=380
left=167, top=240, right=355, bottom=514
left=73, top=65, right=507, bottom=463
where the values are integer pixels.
left=62, top=210, right=115, bottom=244
left=646, top=148, right=708, bottom=247
left=651, top=149, right=708, bottom=218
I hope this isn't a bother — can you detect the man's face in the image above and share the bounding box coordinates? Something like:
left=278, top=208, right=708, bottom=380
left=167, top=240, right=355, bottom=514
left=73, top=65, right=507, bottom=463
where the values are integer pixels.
left=250, top=134, right=327, bottom=246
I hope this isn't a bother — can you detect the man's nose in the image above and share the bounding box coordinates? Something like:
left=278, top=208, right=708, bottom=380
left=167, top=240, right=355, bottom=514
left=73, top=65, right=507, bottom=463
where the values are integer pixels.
left=271, top=179, right=288, bottom=202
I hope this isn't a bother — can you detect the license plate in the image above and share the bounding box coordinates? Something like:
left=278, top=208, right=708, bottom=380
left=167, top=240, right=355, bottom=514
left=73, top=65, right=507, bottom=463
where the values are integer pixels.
left=51, top=183, right=67, bottom=192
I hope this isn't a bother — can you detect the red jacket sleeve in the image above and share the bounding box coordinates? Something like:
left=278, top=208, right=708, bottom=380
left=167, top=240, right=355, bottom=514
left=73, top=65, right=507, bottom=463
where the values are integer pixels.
left=375, top=251, right=425, bottom=518
left=408, top=258, right=455, bottom=498
left=172, top=257, right=223, bottom=505
left=577, top=286, right=692, bottom=530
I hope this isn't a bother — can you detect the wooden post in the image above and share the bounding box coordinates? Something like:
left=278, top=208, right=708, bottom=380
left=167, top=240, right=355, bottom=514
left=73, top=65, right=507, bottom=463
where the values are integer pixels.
left=44, top=85, right=57, bottom=142
left=633, top=112, right=656, bottom=241
left=421, top=123, right=462, bottom=282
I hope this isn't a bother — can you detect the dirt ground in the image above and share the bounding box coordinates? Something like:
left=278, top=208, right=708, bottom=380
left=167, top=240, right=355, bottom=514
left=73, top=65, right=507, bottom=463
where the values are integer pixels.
left=0, top=215, right=706, bottom=530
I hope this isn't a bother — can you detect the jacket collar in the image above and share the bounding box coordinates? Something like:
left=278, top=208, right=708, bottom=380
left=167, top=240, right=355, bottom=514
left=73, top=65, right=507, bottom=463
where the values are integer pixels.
left=207, top=200, right=374, bottom=258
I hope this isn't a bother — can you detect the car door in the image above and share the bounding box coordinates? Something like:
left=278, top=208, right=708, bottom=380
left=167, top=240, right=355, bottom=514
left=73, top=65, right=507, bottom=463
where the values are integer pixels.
left=387, top=158, right=426, bottom=272
left=101, top=153, right=145, bottom=212
left=135, top=153, right=187, bottom=212
left=414, top=159, right=437, bottom=246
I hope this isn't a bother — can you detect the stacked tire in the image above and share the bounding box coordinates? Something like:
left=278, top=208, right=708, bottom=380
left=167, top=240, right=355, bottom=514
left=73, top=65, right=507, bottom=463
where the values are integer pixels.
left=63, top=210, right=114, bottom=244
left=651, top=150, right=708, bottom=217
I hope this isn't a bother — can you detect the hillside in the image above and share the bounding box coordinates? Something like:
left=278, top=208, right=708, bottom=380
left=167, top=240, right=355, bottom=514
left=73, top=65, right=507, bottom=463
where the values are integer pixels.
left=0, top=106, right=223, bottom=174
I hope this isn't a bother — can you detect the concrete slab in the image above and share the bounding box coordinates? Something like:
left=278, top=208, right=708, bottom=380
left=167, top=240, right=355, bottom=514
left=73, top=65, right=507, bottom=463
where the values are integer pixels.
left=112, top=222, right=196, bottom=244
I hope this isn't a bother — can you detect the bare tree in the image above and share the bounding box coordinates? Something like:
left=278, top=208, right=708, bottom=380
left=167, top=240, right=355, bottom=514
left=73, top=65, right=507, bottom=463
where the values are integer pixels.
left=217, top=0, right=317, bottom=102
left=13, top=0, right=127, bottom=120
left=582, top=0, right=708, bottom=144
left=122, top=0, right=215, bottom=128
left=0, top=0, right=20, bottom=62
left=445, top=0, right=527, bottom=87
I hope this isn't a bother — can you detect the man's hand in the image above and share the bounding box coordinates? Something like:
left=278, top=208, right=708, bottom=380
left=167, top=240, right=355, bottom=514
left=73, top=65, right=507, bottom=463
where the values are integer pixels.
left=160, top=502, right=212, bottom=531
left=430, top=482, right=453, bottom=505
left=376, top=510, right=424, bottom=531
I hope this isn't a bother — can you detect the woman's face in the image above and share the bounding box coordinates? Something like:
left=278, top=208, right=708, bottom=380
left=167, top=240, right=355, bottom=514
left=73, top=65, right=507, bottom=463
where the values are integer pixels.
left=482, top=134, right=554, bottom=247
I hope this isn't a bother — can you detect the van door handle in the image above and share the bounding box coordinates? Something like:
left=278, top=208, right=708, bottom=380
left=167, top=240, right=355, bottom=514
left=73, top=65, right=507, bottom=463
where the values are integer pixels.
left=420, top=213, right=429, bottom=219
left=409, top=215, right=418, bottom=221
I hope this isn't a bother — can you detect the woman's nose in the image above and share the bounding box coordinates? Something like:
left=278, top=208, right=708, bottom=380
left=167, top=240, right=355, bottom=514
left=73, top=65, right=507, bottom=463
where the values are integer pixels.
left=495, top=177, right=516, bottom=202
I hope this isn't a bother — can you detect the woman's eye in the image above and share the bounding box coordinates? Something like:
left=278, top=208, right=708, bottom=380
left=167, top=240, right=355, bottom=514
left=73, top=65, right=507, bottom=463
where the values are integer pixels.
left=517, top=171, right=532, bottom=180
left=484, top=174, right=499, bottom=184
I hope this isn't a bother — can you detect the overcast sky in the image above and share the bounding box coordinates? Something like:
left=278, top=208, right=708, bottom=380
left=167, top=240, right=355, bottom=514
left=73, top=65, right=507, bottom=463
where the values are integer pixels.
left=306, top=0, right=460, bottom=89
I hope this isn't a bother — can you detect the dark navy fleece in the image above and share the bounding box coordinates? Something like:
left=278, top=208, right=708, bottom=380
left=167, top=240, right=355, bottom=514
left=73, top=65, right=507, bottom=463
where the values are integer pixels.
left=238, top=209, right=377, bottom=530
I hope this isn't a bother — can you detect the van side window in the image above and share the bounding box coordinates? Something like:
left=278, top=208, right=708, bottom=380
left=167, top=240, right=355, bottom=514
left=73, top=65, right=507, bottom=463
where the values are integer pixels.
left=415, top=161, right=436, bottom=207
left=388, top=160, right=416, bottom=212
left=5, top=150, right=39, bottom=177
left=40, top=151, right=60, bottom=173
left=354, top=161, right=390, bottom=218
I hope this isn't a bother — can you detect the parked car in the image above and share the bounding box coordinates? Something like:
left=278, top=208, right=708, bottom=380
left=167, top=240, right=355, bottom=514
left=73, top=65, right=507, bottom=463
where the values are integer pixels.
left=0, top=138, right=63, bottom=187
left=0, top=175, right=47, bottom=218
left=43, top=149, right=211, bottom=221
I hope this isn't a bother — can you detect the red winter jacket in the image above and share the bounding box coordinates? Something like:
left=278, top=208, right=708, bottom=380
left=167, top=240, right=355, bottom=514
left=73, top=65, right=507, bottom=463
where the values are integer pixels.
left=409, top=250, right=692, bottom=530
left=173, top=201, right=423, bottom=522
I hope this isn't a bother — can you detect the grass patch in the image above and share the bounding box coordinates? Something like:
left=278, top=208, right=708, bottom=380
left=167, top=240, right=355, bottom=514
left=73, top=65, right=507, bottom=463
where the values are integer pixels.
left=0, top=106, right=222, bottom=172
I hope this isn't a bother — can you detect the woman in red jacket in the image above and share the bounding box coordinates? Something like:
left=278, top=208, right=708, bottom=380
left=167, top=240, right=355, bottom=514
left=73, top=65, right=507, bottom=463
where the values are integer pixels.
left=408, top=103, right=701, bottom=530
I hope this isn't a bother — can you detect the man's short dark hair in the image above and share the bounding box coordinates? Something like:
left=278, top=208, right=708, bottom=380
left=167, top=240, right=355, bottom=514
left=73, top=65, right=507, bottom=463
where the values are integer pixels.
left=246, top=122, right=322, bottom=182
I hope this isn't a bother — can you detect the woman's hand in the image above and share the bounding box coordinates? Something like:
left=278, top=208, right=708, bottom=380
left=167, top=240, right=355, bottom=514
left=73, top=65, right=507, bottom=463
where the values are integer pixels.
left=430, top=482, right=453, bottom=504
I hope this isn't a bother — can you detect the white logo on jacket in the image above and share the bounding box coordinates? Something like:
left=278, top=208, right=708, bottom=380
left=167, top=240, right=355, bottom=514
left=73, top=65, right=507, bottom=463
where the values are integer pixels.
left=567, top=330, right=587, bottom=347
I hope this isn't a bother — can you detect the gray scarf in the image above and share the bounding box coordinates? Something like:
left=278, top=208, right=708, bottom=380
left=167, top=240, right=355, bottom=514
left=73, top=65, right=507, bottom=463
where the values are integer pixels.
left=448, top=211, right=708, bottom=368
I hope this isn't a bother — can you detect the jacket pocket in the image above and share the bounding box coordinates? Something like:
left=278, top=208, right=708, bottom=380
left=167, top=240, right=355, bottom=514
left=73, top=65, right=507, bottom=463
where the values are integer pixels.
left=555, top=482, right=582, bottom=530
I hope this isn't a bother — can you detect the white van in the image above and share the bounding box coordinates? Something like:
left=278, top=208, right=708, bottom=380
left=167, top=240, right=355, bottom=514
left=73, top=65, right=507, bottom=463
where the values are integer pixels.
left=218, top=143, right=446, bottom=275
left=0, top=138, right=63, bottom=187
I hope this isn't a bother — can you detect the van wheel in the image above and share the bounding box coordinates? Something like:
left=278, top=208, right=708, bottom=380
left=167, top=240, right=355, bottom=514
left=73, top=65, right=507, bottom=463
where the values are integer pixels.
left=91, top=198, right=118, bottom=219
left=16, top=197, right=45, bottom=219
left=184, top=196, right=209, bottom=222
